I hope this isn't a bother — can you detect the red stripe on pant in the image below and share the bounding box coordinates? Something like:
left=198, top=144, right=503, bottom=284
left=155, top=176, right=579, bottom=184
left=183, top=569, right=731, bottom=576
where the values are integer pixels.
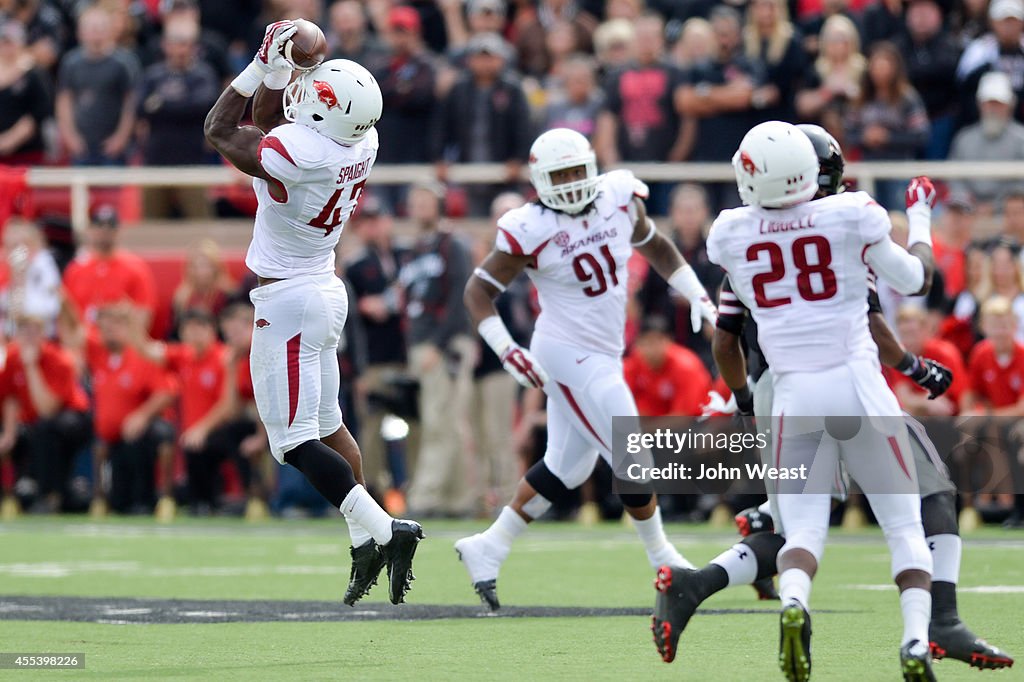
left=887, top=435, right=911, bottom=480
left=287, top=333, right=302, bottom=427
left=556, top=382, right=608, bottom=450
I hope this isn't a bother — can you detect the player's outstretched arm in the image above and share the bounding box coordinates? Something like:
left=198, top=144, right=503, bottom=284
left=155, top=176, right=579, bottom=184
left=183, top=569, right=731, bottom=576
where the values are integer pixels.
left=466, top=250, right=548, bottom=389
left=630, top=197, right=716, bottom=332
left=204, top=21, right=297, bottom=178
left=864, top=177, right=936, bottom=296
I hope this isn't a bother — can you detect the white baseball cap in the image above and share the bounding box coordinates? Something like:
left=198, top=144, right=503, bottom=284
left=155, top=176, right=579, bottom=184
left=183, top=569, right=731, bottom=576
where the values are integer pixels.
left=990, top=0, right=1024, bottom=21
left=977, top=71, right=1016, bottom=104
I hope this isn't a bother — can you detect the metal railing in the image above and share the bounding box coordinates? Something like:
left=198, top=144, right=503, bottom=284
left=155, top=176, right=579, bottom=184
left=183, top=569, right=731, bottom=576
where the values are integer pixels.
left=21, top=160, right=1024, bottom=233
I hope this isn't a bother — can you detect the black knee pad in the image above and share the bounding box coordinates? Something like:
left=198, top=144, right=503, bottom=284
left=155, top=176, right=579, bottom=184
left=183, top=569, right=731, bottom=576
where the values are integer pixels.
left=741, top=532, right=786, bottom=581
left=618, top=492, right=653, bottom=508
left=525, top=460, right=573, bottom=502
left=284, top=440, right=357, bottom=508
left=921, top=491, right=958, bottom=537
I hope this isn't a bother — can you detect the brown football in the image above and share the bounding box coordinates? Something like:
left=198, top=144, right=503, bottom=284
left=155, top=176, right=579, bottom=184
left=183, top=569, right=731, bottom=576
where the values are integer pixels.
left=281, top=19, right=327, bottom=70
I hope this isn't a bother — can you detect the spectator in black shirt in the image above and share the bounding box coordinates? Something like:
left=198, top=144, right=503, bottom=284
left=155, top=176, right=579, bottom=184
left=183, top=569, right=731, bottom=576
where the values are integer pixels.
left=399, top=182, right=475, bottom=516
left=346, top=197, right=411, bottom=498
left=433, top=32, right=532, bottom=216
left=137, top=15, right=219, bottom=218
left=862, top=0, right=906, bottom=48
left=376, top=6, right=437, bottom=165
left=2, top=0, right=64, bottom=71
left=796, top=14, right=866, bottom=143
left=140, top=0, right=232, bottom=84
left=957, top=0, right=1024, bottom=125
left=743, top=0, right=805, bottom=122
left=896, top=0, right=962, bottom=158
left=0, top=19, right=50, bottom=165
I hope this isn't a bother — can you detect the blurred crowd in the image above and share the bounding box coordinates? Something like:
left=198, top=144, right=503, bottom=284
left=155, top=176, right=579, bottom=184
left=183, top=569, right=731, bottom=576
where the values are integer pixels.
left=1, top=0, right=1024, bottom=525
left=2, top=0, right=1024, bottom=213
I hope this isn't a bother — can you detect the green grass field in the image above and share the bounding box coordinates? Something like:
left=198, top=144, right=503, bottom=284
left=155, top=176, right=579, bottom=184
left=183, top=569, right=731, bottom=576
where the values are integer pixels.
left=0, top=517, right=1021, bottom=680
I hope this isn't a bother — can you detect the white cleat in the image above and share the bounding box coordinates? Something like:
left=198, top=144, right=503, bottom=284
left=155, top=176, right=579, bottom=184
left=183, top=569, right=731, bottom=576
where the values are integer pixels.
left=454, top=534, right=505, bottom=611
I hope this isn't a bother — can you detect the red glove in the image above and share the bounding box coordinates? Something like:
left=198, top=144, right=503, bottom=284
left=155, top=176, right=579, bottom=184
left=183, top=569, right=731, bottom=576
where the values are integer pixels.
left=905, top=176, right=936, bottom=211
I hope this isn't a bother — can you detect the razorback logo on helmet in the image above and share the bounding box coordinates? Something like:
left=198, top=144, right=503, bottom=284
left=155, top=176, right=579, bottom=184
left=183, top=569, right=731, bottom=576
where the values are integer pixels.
left=255, top=318, right=272, bottom=329
left=528, top=153, right=537, bottom=164
left=740, top=151, right=759, bottom=176
left=313, top=80, right=340, bottom=110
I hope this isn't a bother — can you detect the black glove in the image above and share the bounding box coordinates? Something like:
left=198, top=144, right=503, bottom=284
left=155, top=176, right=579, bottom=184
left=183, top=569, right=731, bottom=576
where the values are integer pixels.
left=899, top=353, right=953, bottom=400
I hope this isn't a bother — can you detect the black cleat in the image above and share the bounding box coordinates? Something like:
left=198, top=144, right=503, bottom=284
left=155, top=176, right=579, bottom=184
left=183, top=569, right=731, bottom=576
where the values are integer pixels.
left=652, top=565, right=706, bottom=663
left=779, top=600, right=812, bottom=682
left=930, top=619, right=1015, bottom=670
left=735, top=506, right=774, bottom=537
left=381, top=519, right=424, bottom=604
left=343, top=540, right=387, bottom=606
left=901, top=640, right=937, bottom=681
left=753, top=576, right=780, bottom=601
left=471, top=579, right=500, bottom=611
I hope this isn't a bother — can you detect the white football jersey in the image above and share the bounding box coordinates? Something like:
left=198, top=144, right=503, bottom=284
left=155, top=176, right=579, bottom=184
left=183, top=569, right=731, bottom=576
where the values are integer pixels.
left=248, top=123, right=378, bottom=279
left=707, top=191, right=890, bottom=375
left=496, top=170, right=646, bottom=356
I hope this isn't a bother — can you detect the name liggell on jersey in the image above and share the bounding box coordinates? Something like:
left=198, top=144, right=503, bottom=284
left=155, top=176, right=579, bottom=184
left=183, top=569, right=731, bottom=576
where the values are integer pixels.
left=337, top=158, right=372, bottom=184
left=559, top=227, right=617, bottom=258
left=759, top=215, right=815, bottom=234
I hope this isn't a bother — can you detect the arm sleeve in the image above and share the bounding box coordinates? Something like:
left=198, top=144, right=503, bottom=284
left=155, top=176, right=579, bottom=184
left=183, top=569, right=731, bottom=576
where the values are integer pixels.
left=863, top=236, right=926, bottom=295
left=716, top=277, right=748, bottom=335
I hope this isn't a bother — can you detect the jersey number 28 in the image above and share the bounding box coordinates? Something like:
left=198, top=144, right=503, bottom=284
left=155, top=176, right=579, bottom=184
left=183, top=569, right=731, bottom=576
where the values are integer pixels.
left=746, top=236, right=837, bottom=308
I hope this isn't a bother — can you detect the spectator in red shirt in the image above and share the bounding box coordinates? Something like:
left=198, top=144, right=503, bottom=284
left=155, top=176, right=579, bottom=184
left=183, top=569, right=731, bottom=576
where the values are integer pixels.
left=132, top=306, right=266, bottom=516
left=59, top=301, right=176, bottom=515
left=964, top=296, right=1024, bottom=415
left=62, top=206, right=158, bottom=331
left=888, top=306, right=968, bottom=416
left=624, top=316, right=711, bottom=417
left=0, top=313, right=90, bottom=514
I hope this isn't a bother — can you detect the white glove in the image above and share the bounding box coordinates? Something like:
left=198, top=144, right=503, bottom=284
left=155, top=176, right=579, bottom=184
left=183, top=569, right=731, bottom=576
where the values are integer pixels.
left=255, top=21, right=298, bottom=73
left=231, top=21, right=297, bottom=96
left=904, top=176, right=935, bottom=248
left=701, top=390, right=737, bottom=417
left=500, top=345, right=549, bottom=389
left=668, top=265, right=717, bottom=332
left=478, top=315, right=549, bottom=389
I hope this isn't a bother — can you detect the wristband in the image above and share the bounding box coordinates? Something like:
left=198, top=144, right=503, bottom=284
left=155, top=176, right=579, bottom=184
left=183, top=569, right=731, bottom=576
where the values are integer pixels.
left=231, top=61, right=269, bottom=98
left=896, top=351, right=921, bottom=376
left=668, top=264, right=707, bottom=302
left=263, top=68, right=292, bottom=90
left=478, top=315, right=514, bottom=357
left=906, top=204, right=932, bottom=248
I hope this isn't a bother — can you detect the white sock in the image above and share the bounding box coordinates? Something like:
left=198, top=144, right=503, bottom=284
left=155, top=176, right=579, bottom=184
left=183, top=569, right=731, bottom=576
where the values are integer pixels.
left=779, top=568, right=812, bottom=610
left=345, top=517, right=373, bottom=548
left=480, top=506, right=527, bottom=554
left=710, top=543, right=759, bottom=587
left=339, top=485, right=393, bottom=545
left=900, top=587, right=931, bottom=647
left=633, top=507, right=693, bottom=569
left=927, top=534, right=961, bottom=584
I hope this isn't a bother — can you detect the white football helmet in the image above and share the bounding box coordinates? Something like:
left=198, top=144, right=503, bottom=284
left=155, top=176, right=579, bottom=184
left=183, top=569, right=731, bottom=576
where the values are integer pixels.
left=732, top=121, right=819, bottom=209
left=529, top=128, right=599, bottom=214
left=284, top=59, right=382, bottom=145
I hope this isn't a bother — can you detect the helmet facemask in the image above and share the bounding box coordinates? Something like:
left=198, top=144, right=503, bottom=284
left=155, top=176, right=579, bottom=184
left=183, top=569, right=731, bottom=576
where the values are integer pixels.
left=532, top=158, right=599, bottom=214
